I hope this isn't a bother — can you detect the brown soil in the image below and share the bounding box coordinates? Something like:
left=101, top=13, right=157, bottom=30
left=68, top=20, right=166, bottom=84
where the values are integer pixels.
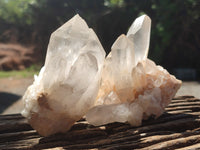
left=0, top=43, right=35, bottom=70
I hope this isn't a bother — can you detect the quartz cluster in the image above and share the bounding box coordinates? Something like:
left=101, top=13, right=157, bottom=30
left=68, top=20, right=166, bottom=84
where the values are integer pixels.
left=22, top=14, right=181, bottom=136
left=86, top=15, right=181, bottom=126
left=21, top=15, right=105, bottom=136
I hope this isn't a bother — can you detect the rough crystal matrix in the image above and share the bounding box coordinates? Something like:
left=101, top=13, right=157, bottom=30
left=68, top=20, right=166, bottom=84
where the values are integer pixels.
left=21, top=15, right=105, bottom=136
left=86, top=15, right=182, bottom=126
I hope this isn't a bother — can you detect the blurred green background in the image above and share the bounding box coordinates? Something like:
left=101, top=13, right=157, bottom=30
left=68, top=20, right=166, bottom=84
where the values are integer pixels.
left=0, top=0, right=199, bottom=79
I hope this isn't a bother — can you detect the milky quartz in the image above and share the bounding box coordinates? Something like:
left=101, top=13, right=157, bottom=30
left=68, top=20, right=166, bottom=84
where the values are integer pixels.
left=21, top=15, right=105, bottom=136
left=86, top=15, right=182, bottom=126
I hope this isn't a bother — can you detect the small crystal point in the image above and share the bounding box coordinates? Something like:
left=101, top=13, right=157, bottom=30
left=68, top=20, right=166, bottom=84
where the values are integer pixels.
left=21, top=14, right=105, bottom=136
left=111, top=34, right=135, bottom=70
left=127, top=15, right=151, bottom=64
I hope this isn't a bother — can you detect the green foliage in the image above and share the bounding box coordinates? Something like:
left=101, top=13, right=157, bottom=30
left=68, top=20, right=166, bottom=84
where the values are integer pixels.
left=0, top=64, right=40, bottom=78
left=148, top=0, right=200, bottom=70
left=0, top=0, right=35, bottom=25
left=104, top=0, right=124, bottom=7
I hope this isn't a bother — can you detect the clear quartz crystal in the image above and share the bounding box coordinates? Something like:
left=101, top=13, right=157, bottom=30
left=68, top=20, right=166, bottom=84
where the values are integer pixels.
left=22, top=14, right=181, bottom=136
left=21, top=15, right=105, bottom=136
left=86, top=15, right=182, bottom=126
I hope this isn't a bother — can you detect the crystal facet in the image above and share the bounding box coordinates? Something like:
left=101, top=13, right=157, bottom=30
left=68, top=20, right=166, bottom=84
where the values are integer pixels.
left=21, top=15, right=105, bottom=136
left=86, top=15, right=181, bottom=126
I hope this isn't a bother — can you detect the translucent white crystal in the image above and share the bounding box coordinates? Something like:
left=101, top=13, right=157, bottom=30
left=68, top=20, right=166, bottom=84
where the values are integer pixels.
left=127, top=15, right=151, bottom=64
left=22, top=14, right=181, bottom=135
left=86, top=15, right=181, bottom=126
left=21, top=15, right=105, bottom=136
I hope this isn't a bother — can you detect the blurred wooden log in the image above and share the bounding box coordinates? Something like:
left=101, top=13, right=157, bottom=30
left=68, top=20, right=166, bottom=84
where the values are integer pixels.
left=0, top=95, right=200, bottom=150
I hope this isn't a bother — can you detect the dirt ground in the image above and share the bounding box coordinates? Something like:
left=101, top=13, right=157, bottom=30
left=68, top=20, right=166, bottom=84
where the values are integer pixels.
left=0, top=77, right=33, bottom=114
left=0, top=77, right=200, bottom=114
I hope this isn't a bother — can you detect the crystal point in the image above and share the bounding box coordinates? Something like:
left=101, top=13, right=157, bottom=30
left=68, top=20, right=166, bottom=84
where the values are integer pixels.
left=127, top=15, right=151, bottom=64
left=21, top=15, right=105, bottom=136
